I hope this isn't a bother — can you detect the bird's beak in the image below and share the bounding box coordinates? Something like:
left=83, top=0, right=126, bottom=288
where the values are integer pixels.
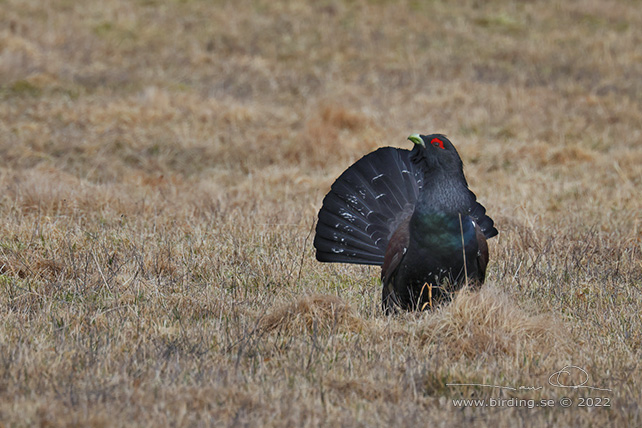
left=408, top=134, right=424, bottom=148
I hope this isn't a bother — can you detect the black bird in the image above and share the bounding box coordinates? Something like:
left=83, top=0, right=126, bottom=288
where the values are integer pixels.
left=314, top=134, right=498, bottom=312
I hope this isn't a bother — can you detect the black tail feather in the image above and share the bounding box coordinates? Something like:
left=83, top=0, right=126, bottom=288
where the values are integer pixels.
left=314, top=147, right=423, bottom=266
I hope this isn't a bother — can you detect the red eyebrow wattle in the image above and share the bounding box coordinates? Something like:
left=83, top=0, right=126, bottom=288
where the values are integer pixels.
left=431, top=138, right=445, bottom=149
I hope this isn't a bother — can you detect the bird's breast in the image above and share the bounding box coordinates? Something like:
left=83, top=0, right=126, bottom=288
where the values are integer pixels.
left=409, top=211, right=476, bottom=253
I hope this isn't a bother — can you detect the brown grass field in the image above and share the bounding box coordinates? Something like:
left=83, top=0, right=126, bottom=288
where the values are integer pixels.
left=1, top=0, right=641, bottom=426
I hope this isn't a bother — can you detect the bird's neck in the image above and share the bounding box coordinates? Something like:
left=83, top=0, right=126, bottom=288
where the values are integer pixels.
left=415, top=170, right=471, bottom=215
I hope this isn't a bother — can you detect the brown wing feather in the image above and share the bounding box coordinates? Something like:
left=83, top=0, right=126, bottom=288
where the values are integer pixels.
left=473, top=223, right=489, bottom=288
left=381, top=215, right=411, bottom=313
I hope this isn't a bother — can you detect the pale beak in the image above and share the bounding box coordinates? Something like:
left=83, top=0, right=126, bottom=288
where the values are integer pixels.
left=408, top=134, right=424, bottom=148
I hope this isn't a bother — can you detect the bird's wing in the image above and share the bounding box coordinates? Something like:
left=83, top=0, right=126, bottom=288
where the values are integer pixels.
left=468, top=196, right=498, bottom=239
left=380, top=214, right=412, bottom=312
left=474, top=222, right=489, bottom=282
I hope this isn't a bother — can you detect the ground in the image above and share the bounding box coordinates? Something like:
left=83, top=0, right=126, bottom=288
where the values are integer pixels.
left=0, top=0, right=641, bottom=426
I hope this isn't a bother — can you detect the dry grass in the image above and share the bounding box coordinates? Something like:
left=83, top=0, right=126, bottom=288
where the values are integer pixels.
left=1, top=0, right=641, bottom=426
left=259, top=294, right=364, bottom=334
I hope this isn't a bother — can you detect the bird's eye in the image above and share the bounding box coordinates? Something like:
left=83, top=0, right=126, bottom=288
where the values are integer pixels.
left=431, top=138, right=445, bottom=149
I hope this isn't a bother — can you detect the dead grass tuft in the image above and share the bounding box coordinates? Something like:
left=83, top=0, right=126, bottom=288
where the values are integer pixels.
left=287, top=103, right=379, bottom=167
left=417, top=285, right=570, bottom=359
left=325, top=378, right=385, bottom=401
left=548, top=145, right=595, bottom=165
left=259, top=294, right=363, bottom=335
left=320, top=104, right=371, bottom=131
left=1, top=251, right=64, bottom=282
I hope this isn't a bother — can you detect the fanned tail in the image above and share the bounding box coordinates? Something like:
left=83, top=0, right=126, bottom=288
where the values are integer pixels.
left=314, top=147, right=423, bottom=265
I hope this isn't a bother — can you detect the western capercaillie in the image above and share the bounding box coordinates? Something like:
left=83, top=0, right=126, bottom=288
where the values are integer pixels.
left=314, top=134, right=498, bottom=313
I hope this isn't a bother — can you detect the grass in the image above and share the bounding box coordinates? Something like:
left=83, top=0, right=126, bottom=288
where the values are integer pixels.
left=1, top=0, right=641, bottom=426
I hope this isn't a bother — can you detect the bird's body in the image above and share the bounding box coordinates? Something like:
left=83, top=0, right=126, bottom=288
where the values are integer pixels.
left=314, top=134, right=497, bottom=312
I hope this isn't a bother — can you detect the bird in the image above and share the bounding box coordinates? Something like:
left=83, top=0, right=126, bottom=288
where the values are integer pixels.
left=314, top=134, right=498, bottom=313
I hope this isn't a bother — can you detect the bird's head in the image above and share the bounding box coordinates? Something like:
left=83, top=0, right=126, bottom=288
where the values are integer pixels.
left=408, top=133, right=464, bottom=174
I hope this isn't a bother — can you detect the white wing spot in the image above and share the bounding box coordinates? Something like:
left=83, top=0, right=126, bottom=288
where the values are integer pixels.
left=375, top=193, right=386, bottom=200
left=372, top=173, right=384, bottom=182
left=340, top=211, right=356, bottom=221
